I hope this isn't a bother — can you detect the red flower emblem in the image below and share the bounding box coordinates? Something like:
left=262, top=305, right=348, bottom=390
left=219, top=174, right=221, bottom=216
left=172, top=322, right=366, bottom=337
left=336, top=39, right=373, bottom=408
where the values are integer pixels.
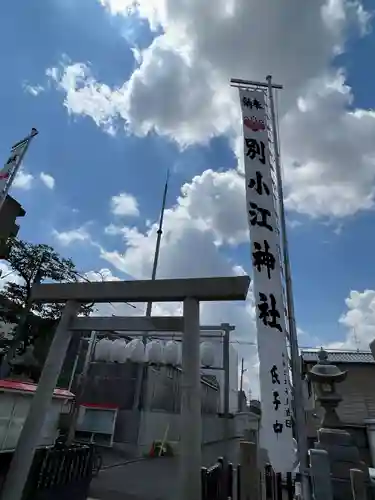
left=244, top=116, right=265, bottom=132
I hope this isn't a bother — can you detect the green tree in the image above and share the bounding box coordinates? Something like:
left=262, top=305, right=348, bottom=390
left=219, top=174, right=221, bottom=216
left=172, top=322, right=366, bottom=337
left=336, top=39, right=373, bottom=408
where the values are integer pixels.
left=2, top=239, right=93, bottom=318
left=0, top=239, right=94, bottom=364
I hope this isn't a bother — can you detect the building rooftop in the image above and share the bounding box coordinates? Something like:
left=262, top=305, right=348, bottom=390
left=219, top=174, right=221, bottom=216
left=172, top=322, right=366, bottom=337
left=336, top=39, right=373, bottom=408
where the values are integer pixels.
left=301, top=349, right=375, bottom=364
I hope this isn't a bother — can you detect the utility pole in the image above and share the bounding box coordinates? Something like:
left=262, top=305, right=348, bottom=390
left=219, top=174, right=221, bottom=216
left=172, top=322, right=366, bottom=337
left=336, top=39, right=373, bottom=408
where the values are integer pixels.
left=133, top=169, right=170, bottom=411
left=218, top=323, right=235, bottom=499
left=240, top=357, right=245, bottom=393
left=223, top=326, right=230, bottom=452
left=145, top=168, right=169, bottom=317
left=239, top=357, right=247, bottom=411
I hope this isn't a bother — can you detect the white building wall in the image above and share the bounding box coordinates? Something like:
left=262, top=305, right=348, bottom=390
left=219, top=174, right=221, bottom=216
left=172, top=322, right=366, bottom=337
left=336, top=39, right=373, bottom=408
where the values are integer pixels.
left=201, top=338, right=238, bottom=413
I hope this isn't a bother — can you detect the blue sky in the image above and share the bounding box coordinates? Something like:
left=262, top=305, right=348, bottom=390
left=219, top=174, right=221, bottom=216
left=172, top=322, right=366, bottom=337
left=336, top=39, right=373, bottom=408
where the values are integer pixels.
left=1, top=0, right=375, bottom=368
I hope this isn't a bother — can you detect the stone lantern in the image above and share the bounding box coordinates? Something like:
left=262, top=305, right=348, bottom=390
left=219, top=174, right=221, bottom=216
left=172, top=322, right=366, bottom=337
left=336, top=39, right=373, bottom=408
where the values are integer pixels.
left=308, top=348, right=371, bottom=500
left=308, top=347, right=347, bottom=428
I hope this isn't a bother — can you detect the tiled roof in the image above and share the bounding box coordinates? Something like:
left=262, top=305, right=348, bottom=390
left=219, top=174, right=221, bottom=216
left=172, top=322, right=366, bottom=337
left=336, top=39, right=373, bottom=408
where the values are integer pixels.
left=301, top=349, right=375, bottom=364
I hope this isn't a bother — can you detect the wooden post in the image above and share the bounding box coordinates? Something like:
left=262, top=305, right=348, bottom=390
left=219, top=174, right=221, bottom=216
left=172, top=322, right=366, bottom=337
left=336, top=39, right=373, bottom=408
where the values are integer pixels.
left=350, top=469, right=368, bottom=500
left=309, top=449, right=333, bottom=500
left=240, top=441, right=260, bottom=500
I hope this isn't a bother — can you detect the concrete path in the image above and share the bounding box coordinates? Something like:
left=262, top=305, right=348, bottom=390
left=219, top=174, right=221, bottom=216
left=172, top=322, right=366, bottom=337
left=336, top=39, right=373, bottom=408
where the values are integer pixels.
left=89, top=439, right=240, bottom=500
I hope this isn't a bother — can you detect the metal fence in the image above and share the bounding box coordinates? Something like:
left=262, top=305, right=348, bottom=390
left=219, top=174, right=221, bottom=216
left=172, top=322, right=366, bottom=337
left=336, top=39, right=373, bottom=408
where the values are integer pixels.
left=22, top=443, right=94, bottom=500
left=264, top=464, right=296, bottom=500
left=201, top=458, right=296, bottom=500
left=201, top=457, right=234, bottom=500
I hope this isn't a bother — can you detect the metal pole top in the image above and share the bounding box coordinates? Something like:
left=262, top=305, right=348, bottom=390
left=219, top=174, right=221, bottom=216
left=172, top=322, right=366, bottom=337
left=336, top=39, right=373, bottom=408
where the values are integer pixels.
left=230, top=77, right=283, bottom=90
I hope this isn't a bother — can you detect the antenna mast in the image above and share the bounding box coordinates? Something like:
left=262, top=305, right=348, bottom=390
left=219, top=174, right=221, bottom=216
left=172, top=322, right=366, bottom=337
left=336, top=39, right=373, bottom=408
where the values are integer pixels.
left=133, top=170, right=170, bottom=411
left=145, top=168, right=170, bottom=317
left=353, top=327, right=360, bottom=351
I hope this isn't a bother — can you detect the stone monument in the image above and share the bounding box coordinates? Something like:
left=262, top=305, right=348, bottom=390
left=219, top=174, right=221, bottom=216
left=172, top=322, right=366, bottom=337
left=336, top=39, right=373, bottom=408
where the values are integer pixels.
left=308, top=348, right=371, bottom=500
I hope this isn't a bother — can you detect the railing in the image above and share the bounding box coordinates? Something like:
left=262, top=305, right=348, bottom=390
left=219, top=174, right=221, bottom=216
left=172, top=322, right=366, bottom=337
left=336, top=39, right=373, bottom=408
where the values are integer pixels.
left=22, top=443, right=94, bottom=500
left=201, top=457, right=234, bottom=500
left=264, top=464, right=296, bottom=500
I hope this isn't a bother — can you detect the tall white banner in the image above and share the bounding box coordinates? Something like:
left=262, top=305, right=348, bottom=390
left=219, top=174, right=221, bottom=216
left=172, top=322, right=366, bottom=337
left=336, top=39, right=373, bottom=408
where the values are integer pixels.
left=239, top=89, right=295, bottom=473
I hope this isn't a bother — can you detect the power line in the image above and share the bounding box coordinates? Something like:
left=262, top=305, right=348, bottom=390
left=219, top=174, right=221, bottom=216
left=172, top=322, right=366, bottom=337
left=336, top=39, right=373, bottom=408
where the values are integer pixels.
left=72, top=270, right=136, bottom=311
left=0, top=269, right=16, bottom=280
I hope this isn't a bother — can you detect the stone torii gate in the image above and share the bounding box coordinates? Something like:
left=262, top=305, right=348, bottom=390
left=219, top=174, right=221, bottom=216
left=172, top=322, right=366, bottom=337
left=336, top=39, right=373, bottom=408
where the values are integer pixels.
left=2, top=275, right=250, bottom=500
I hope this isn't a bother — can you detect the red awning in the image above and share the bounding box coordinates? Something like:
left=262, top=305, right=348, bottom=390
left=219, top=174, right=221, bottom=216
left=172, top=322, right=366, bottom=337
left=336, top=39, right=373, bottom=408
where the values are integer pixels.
left=0, top=379, right=74, bottom=399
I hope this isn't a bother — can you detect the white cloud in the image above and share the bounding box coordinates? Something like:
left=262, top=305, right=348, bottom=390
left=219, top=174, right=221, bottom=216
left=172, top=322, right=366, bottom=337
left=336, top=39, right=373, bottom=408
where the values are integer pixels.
left=104, top=223, right=124, bottom=235
left=99, top=231, right=259, bottom=392
left=0, top=261, right=24, bottom=289
left=106, top=169, right=248, bottom=246
left=52, top=226, right=91, bottom=246
left=110, top=192, right=139, bottom=217
left=12, top=168, right=34, bottom=190
left=96, top=0, right=368, bottom=105
left=72, top=267, right=136, bottom=317
left=282, top=70, right=375, bottom=218
left=98, top=0, right=132, bottom=16
left=23, top=83, right=45, bottom=96
left=327, top=290, right=375, bottom=350
left=39, top=172, right=55, bottom=189
left=97, top=165, right=375, bottom=393
left=97, top=176, right=260, bottom=393
left=46, top=0, right=375, bottom=219
left=287, top=219, right=303, bottom=230
left=297, top=327, right=325, bottom=350
left=46, top=62, right=121, bottom=136
left=178, top=169, right=248, bottom=245
left=85, top=267, right=121, bottom=283
left=43, top=0, right=375, bottom=393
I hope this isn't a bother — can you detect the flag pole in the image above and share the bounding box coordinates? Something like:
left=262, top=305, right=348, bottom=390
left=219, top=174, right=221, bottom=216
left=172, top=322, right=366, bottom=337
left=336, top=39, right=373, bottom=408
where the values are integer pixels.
left=0, top=128, right=38, bottom=212
left=266, top=75, right=310, bottom=499
left=146, top=167, right=170, bottom=313
left=133, top=169, right=170, bottom=410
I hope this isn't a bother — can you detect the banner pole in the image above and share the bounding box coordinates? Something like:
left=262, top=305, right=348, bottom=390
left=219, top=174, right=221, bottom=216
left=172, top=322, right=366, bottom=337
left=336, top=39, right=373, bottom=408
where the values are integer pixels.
left=266, top=75, right=310, bottom=500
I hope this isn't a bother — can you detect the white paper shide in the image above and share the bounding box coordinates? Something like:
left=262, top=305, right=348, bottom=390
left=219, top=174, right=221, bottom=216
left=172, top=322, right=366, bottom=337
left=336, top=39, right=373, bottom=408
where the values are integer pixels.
left=239, top=89, right=295, bottom=473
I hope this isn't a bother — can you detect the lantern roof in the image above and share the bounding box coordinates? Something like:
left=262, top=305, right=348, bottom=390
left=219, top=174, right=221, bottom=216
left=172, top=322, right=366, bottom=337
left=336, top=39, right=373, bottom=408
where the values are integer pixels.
left=308, top=348, right=347, bottom=383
